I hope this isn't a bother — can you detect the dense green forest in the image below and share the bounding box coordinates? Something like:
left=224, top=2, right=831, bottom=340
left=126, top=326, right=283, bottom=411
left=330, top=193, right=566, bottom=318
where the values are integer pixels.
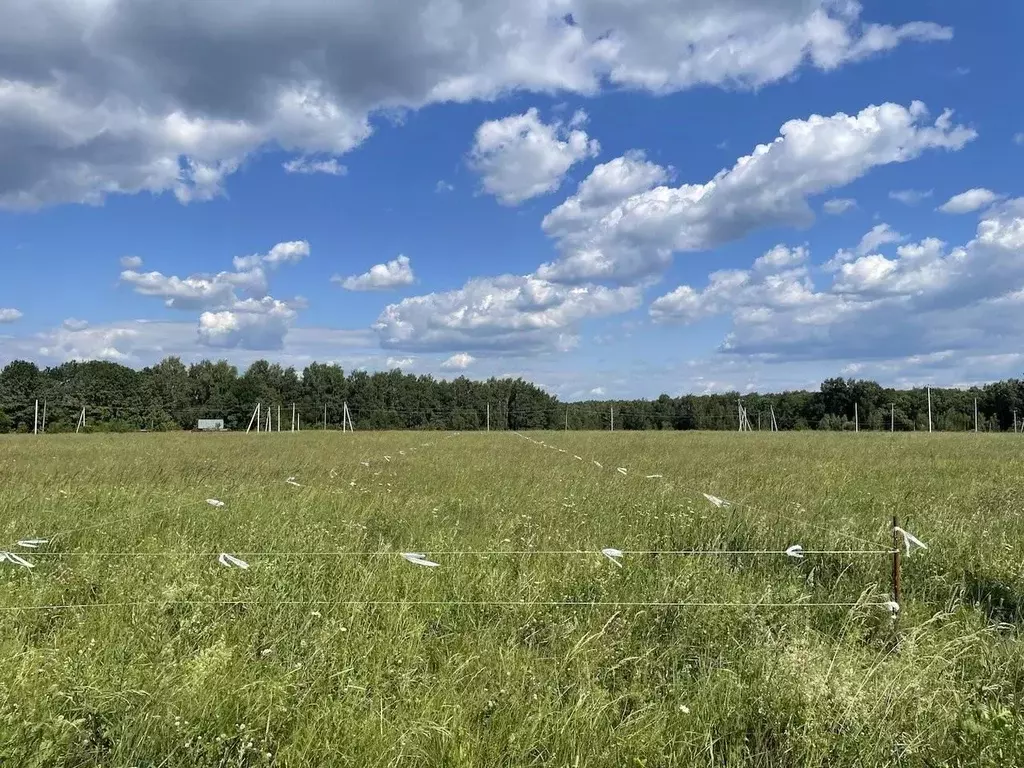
left=1, top=357, right=1023, bottom=433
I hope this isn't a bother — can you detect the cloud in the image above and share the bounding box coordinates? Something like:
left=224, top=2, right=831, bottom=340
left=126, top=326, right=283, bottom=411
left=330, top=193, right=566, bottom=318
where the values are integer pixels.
left=197, top=299, right=297, bottom=350
left=374, top=273, right=642, bottom=353
left=2, top=318, right=375, bottom=369
left=857, top=223, right=905, bottom=255
left=119, top=240, right=308, bottom=349
left=538, top=102, right=975, bottom=284
left=0, top=308, right=23, bottom=323
left=823, top=198, right=857, bottom=214
left=469, top=108, right=600, bottom=205
left=1014, top=133, right=1024, bottom=146
left=435, top=180, right=454, bottom=193
left=938, top=188, right=1001, bottom=214
left=0, top=1, right=951, bottom=210
left=889, top=189, right=933, bottom=205
left=650, top=199, right=1024, bottom=367
left=282, top=157, right=346, bottom=175
left=385, top=356, right=415, bottom=369
left=61, top=318, right=89, bottom=331
left=441, top=353, right=476, bottom=370
left=120, top=255, right=143, bottom=269
left=334, top=255, right=415, bottom=291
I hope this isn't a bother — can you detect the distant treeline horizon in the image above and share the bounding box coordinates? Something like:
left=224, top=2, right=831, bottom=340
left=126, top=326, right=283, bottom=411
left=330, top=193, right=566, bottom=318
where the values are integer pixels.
left=1, top=356, right=1022, bottom=433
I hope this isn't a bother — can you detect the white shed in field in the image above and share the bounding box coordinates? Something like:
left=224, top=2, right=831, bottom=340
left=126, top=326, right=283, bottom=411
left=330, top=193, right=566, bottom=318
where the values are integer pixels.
left=197, top=419, right=225, bottom=431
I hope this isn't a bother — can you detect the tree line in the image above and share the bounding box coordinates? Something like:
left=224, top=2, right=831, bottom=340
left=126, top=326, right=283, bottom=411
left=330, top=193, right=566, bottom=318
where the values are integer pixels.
left=1, top=357, right=1023, bottom=433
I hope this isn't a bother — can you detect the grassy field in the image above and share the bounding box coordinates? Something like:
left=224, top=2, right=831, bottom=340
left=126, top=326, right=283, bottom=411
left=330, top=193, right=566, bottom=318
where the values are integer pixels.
left=0, top=431, right=1022, bottom=767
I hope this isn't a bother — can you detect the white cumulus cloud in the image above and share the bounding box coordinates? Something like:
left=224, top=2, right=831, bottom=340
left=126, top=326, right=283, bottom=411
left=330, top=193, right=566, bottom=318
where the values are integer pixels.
left=282, top=157, right=347, bottom=175
left=334, top=255, right=415, bottom=291
left=823, top=198, right=857, bottom=214
left=538, top=102, right=975, bottom=284
left=120, top=255, right=143, bottom=269
left=889, top=188, right=933, bottom=205
left=0, top=308, right=23, bottom=323
left=374, top=273, right=642, bottom=353
left=469, top=108, right=600, bottom=205
left=0, top=1, right=951, bottom=210
left=441, top=353, right=476, bottom=370
left=938, top=188, right=1001, bottom=214
left=650, top=199, right=1024, bottom=367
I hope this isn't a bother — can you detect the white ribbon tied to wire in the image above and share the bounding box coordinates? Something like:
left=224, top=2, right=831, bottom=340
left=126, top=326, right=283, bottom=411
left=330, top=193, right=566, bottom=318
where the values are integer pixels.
left=16, top=539, right=48, bottom=549
left=206, top=499, right=226, bottom=508
left=894, top=527, right=928, bottom=557
left=702, top=493, right=733, bottom=508
left=601, top=547, right=624, bottom=567
left=401, top=552, right=440, bottom=568
left=218, top=553, right=249, bottom=569
left=785, top=544, right=804, bottom=559
left=0, top=552, right=35, bottom=569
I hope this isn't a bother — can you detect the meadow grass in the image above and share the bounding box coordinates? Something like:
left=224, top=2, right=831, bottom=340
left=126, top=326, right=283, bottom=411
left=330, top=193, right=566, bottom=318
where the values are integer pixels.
left=0, top=431, right=1022, bottom=767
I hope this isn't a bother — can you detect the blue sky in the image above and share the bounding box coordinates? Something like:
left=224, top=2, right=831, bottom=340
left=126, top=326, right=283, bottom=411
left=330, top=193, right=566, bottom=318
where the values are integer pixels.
left=1, top=1, right=1023, bottom=399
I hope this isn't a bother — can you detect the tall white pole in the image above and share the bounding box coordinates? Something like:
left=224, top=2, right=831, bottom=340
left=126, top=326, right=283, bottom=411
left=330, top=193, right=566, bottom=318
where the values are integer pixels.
left=927, top=387, right=932, bottom=433
left=610, top=405, right=614, bottom=432
left=278, top=404, right=281, bottom=433
left=323, top=403, right=327, bottom=431
left=854, top=402, right=859, bottom=433
left=486, top=403, right=490, bottom=432
left=291, top=403, right=296, bottom=432
left=891, top=403, right=894, bottom=433
left=565, top=406, right=568, bottom=431
left=974, top=398, right=978, bottom=433
left=34, top=400, right=38, bottom=435
left=41, top=400, right=47, bottom=433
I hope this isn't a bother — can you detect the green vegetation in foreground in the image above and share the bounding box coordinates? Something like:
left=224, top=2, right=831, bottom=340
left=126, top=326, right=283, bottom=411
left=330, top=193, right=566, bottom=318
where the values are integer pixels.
left=0, top=431, right=1022, bottom=767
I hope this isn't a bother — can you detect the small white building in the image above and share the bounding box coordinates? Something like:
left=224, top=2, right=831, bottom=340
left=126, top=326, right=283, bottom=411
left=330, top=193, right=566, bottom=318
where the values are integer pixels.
left=197, top=419, right=225, bottom=431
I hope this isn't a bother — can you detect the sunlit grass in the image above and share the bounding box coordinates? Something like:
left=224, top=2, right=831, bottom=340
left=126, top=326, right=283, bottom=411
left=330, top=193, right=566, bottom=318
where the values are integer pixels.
left=0, top=431, right=1022, bottom=766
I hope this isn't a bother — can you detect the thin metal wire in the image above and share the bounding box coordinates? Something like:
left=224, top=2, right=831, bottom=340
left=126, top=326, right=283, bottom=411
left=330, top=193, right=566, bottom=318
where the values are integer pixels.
left=0, top=598, right=892, bottom=613
left=17, top=548, right=897, bottom=558
left=514, top=432, right=889, bottom=549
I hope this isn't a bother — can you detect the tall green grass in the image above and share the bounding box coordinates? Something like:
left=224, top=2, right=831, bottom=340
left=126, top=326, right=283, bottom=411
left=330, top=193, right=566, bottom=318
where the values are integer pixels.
left=0, top=432, right=1021, bottom=766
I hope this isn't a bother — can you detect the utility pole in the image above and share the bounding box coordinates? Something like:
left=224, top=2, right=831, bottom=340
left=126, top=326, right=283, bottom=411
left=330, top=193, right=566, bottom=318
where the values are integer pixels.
left=927, top=387, right=933, bottom=433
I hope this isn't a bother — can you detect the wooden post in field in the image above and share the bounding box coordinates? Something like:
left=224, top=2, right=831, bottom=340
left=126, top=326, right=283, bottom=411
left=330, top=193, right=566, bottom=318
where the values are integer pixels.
left=892, top=515, right=902, bottom=630
left=927, top=387, right=932, bottom=433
